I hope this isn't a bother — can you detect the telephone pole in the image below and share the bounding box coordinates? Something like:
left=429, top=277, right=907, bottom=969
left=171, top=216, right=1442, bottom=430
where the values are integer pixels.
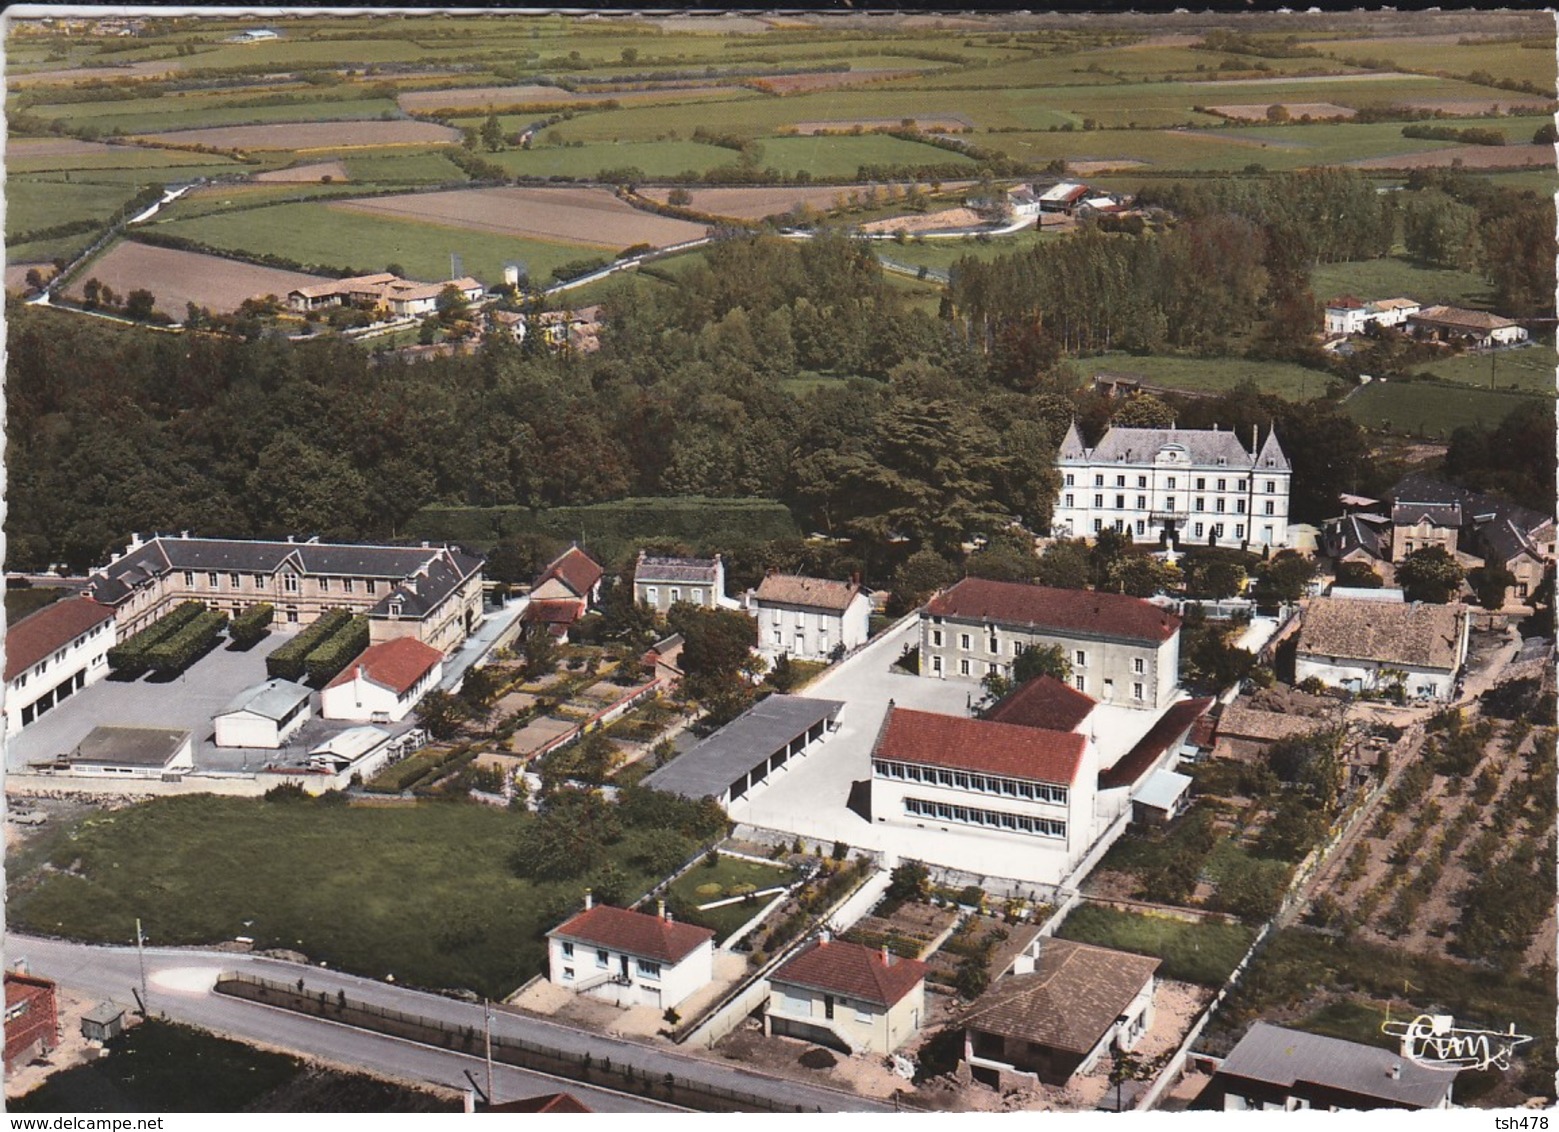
left=484, top=998, right=495, bottom=1105
left=135, top=918, right=149, bottom=1015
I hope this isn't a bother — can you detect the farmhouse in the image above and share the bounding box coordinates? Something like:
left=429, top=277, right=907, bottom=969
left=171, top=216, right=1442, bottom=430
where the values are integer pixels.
left=85, top=533, right=485, bottom=653
left=960, top=939, right=1159, bottom=1088
left=36, top=725, right=194, bottom=779
left=643, top=694, right=843, bottom=808
left=321, top=636, right=445, bottom=723
left=286, top=274, right=484, bottom=318
left=1035, top=181, right=1091, bottom=214
left=4, top=596, right=116, bottom=736
left=213, top=678, right=312, bottom=748
left=750, top=573, right=872, bottom=662
left=765, top=937, right=928, bottom=1056
left=1295, top=597, right=1469, bottom=701
left=523, top=545, right=603, bottom=640
left=1322, top=295, right=1420, bottom=337
left=1406, top=305, right=1528, bottom=349
left=1194, top=1022, right=1455, bottom=1111
left=869, top=707, right=1097, bottom=864
left=920, top=577, right=1182, bottom=709
left=1054, top=423, right=1292, bottom=551
left=546, top=895, right=714, bottom=1012
left=632, top=552, right=727, bottom=613
left=5, top=970, right=59, bottom=1074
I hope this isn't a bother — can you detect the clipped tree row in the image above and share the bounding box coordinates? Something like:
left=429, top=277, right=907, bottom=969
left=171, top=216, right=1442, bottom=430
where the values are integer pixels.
left=229, top=602, right=275, bottom=648
left=303, top=615, right=370, bottom=686
left=107, top=601, right=206, bottom=676
left=145, top=608, right=229, bottom=676
left=267, top=608, right=353, bottom=682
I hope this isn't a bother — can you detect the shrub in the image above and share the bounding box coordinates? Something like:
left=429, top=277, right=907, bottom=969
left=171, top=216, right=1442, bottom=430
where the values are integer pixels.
left=107, top=602, right=206, bottom=675
left=229, top=603, right=274, bottom=648
left=145, top=608, right=229, bottom=675
left=303, top=615, right=369, bottom=685
left=267, top=609, right=352, bottom=681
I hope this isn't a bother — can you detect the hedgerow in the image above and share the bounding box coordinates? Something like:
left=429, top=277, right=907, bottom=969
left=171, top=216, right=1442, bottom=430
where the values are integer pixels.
left=267, top=608, right=353, bottom=682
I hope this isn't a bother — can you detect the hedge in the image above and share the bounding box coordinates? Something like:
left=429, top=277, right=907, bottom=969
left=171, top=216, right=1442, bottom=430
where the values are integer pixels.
left=409, top=497, right=799, bottom=564
left=229, top=603, right=274, bottom=648
left=107, top=601, right=206, bottom=675
left=266, top=608, right=352, bottom=682
left=303, top=615, right=369, bottom=686
left=145, top=609, right=229, bottom=676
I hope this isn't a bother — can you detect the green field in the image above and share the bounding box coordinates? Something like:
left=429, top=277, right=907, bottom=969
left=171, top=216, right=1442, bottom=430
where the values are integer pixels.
left=6, top=179, right=141, bottom=240
left=6, top=146, right=246, bottom=175
left=755, top=134, right=978, bottom=177
left=1054, top=903, right=1257, bottom=987
left=1310, top=255, right=1493, bottom=309
left=486, top=139, right=736, bottom=180
left=151, top=201, right=612, bottom=286
left=1082, top=352, right=1338, bottom=401
left=667, top=855, right=797, bottom=943
left=1342, top=379, right=1551, bottom=437
left=1417, top=343, right=1557, bottom=395
left=6, top=794, right=692, bottom=997
left=1307, top=36, right=1558, bottom=93
left=22, top=96, right=401, bottom=137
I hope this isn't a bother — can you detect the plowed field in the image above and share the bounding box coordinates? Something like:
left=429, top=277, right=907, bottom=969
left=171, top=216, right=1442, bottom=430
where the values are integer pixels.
left=331, top=186, right=706, bottom=248
left=132, top=120, right=460, bottom=151
left=254, top=160, right=351, bottom=182
left=64, top=241, right=330, bottom=316
left=640, top=182, right=974, bottom=220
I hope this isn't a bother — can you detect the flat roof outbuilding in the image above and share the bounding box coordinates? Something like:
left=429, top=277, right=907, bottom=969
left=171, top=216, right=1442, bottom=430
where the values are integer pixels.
left=642, top=694, right=844, bottom=803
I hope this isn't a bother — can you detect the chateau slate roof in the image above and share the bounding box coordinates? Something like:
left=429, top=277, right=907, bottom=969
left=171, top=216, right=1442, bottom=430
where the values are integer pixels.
left=959, top=939, right=1159, bottom=1055
left=1298, top=598, right=1466, bottom=671
left=368, top=548, right=483, bottom=621
left=984, top=675, right=1097, bottom=733
left=772, top=939, right=928, bottom=1008
left=6, top=597, right=115, bottom=682
left=635, top=554, right=721, bottom=585
left=873, top=707, right=1086, bottom=786
left=549, top=904, right=713, bottom=964
left=1078, top=426, right=1265, bottom=469
left=926, top=577, right=1180, bottom=645
left=754, top=574, right=862, bottom=613
left=1215, top=1022, right=1455, bottom=1109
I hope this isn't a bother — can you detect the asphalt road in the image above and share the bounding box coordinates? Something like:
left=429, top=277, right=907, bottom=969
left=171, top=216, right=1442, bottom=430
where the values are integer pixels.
left=10, top=935, right=892, bottom=1114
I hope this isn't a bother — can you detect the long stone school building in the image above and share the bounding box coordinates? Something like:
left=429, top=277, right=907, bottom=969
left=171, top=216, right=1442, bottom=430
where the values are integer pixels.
left=84, top=533, right=485, bottom=653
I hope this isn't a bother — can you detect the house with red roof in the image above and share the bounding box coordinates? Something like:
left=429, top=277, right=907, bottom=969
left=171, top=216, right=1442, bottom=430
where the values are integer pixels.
left=870, top=706, right=1099, bottom=862
left=546, top=894, right=715, bottom=1012
left=531, top=546, right=603, bottom=608
left=766, top=936, right=928, bottom=1055
left=321, top=636, right=445, bottom=723
left=4, top=595, right=116, bottom=736
left=920, top=577, right=1182, bottom=709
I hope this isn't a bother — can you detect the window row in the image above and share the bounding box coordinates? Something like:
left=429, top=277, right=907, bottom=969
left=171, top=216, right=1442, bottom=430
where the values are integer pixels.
left=179, top=570, right=377, bottom=595
left=903, top=796, right=1066, bottom=839
left=642, top=586, right=706, bottom=605
left=874, top=760, right=1068, bottom=804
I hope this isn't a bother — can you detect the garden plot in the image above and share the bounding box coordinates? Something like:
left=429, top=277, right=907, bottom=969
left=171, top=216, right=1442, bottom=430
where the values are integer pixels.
left=507, top=715, right=577, bottom=757
left=333, top=186, right=706, bottom=249
left=132, top=120, right=461, bottom=151
left=843, top=899, right=960, bottom=959
left=62, top=241, right=331, bottom=317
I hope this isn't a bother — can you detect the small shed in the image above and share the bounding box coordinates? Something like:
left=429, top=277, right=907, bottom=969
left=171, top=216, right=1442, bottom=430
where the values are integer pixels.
left=81, top=1001, right=126, bottom=1042
left=214, top=679, right=312, bottom=748
left=1132, top=768, right=1193, bottom=825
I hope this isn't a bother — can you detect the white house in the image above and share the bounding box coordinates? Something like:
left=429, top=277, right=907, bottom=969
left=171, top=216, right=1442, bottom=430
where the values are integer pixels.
left=1055, top=423, right=1292, bottom=551
left=1407, top=305, right=1528, bottom=349
left=750, top=574, right=872, bottom=662
left=4, top=597, right=116, bottom=735
left=766, top=937, right=928, bottom=1055
left=870, top=706, right=1100, bottom=868
left=546, top=896, right=715, bottom=1011
left=1323, top=296, right=1372, bottom=337
left=213, top=678, right=312, bottom=748
left=1294, top=597, right=1469, bottom=701
left=39, top=726, right=194, bottom=779
left=632, top=552, right=725, bottom=613
left=321, top=636, right=445, bottom=723
left=921, top=577, right=1182, bottom=709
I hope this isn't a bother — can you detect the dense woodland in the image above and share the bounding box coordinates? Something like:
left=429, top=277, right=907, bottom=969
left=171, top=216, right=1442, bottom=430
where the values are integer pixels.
left=8, top=170, right=1553, bottom=584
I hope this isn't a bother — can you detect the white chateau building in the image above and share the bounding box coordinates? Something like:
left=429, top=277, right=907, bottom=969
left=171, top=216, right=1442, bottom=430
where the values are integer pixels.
left=1054, top=424, right=1291, bottom=550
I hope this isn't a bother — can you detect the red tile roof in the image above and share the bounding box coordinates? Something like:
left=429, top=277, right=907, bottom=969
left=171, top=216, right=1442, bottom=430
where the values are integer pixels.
left=522, top=599, right=583, bottom=625
left=925, top=578, right=1179, bottom=644
left=5, top=597, right=115, bottom=682
left=491, top=1093, right=593, bottom=1113
left=1099, top=697, right=1214, bottom=790
left=325, top=636, right=443, bottom=695
left=985, top=675, right=1097, bottom=733
left=772, top=938, right=928, bottom=1008
left=537, top=546, right=602, bottom=600
left=874, top=707, right=1086, bottom=785
left=550, top=904, right=713, bottom=964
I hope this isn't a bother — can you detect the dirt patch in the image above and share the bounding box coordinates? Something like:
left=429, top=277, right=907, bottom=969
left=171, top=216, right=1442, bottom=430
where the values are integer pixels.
left=333, top=186, right=704, bottom=249
left=789, top=114, right=975, bottom=134
left=1206, top=103, right=1356, bottom=121
left=1352, top=143, right=1555, bottom=170
left=132, top=120, right=461, bottom=152
left=861, top=208, right=987, bottom=234
left=62, top=241, right=330, bottom=317
left=254, top=160, right=350, bottom=183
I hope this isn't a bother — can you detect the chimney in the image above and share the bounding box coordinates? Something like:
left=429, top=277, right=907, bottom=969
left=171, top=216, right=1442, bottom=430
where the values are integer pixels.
left=819, top=929, right=831, bottom=945
left=657, top=898, right=667, bottom=920
left=181, top=530, right=190, bottom=539
left=584, top=888, right=593, bottom=910
left=1252, top=424, right=1258, bottom=453
left=665, top=911, right=674, bottom=924
left=1389, top=1062, right=1401, bottom=1081
left=11, top=959, right=27, bottom=976
left=881, top=945, right=893, bottom=966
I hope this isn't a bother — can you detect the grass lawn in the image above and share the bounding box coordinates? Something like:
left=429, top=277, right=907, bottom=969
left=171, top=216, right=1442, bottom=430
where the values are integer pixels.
left=1307, top=36, right=1558, bottom=93
left=667, top=855, right=797, bottom=943
left=6, top=179, right=139, bottom=241
left=753, top=135, right=978, bottom=178
left=1310, top=255, right=1493, bottom=309
left=151, top=201, right=613, bottom=287
left=1417, top=342, right=1556, bottom=395
left=1055, top=903, right=1256, bottom=986
left=341, top=149, right=469, bottom=184
left=873, top=226, right=1061, bottom=276
left=1082, top=352, right=1339, bottom=401
left=486, top=139, right=737, bottom=180
left=6, top=148, right=246, bottom=175
left=881, top=270, right=944, bottom=317
left=5, top=587, right=68, bottom=626
left=5, top=794, right=691, bottom=998
left=1342, top=379, right=1550, bottom=438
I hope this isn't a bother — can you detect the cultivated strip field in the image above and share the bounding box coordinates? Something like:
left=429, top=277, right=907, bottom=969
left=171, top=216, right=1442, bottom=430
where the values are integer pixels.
left=332, top=186, right=708, bottom=248
left=397, top=84, right=735, bottom=112
left=1353, top=143, right=1555, bottom=169
left=789, top=114, right=974, bottom=134
left=132, top=120, right=462, bottom=151
left=639, top=183, right=972, bottom=220
left=254, top=160, right=352, bottom=182
left=754, top=69, right=925, bottom=94
left=8, top=137, right=131, bottom=159
left=1208, top=103, right=1357, bottom=120
left=64, top=242, right=331, bottom=316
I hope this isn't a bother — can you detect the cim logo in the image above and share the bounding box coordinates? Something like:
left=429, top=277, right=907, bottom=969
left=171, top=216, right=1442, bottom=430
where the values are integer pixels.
left=1382, top=1014, right=1534, bottom=1072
